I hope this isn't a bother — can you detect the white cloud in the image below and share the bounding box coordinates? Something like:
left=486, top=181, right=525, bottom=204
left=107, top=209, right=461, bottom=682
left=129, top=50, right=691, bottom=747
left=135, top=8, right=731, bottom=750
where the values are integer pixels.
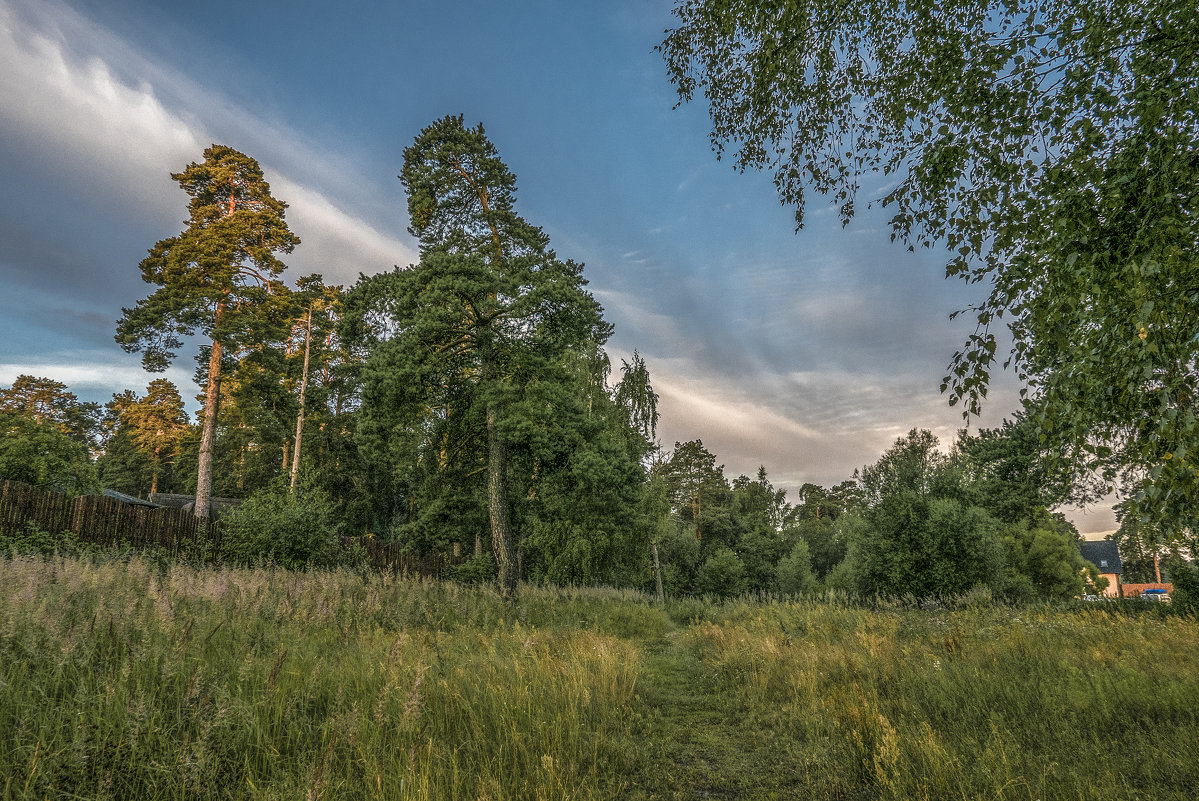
left=272, top=178, right=409, bottom=284
left=0, top=0, right=415, bottom=285
left=0, top=354, right=198, bottom=410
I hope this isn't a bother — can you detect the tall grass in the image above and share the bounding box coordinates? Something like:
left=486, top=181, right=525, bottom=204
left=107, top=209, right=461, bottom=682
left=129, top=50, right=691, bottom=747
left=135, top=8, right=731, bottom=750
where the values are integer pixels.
left=2, top=556, right=1196, bottom=800
left=0, top=556, right=660, bottom=800
left=684, top=598, right=1199, bottom=799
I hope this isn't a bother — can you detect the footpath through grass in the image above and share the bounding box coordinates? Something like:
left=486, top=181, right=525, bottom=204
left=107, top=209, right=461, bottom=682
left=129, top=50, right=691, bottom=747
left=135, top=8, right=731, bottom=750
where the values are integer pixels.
left=620, top=629, right=807, bottom=800
left=2, top=555, right=1197, bottom=800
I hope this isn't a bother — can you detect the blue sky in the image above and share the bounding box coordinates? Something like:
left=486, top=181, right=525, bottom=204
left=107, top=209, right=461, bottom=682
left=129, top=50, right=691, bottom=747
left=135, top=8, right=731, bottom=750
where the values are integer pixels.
left=0, top=0, right=1115, bottom=532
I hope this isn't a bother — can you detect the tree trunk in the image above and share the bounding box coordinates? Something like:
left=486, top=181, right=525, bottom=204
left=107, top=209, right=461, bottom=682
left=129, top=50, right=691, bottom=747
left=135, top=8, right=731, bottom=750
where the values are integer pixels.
left=290, top=307, right=312, bottom=491
left=150, top=446, right=160, bottom=496
left=195, top=330, right=224, bottom=523
left=487, top=403, right=516, bottom=598
left=652, top=541, right=665, bottom=603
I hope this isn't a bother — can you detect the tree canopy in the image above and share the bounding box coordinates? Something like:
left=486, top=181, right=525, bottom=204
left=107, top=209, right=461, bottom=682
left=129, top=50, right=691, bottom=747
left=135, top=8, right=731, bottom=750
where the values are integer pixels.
left=0, top=375, right=100, bottom=447
left=661, top=0, right=1199, bottom=532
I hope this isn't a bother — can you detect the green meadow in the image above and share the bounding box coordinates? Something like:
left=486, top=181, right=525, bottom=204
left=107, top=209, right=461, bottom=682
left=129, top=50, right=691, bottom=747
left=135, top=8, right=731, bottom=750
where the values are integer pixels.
left=1, top=555, right=1196, bottom=800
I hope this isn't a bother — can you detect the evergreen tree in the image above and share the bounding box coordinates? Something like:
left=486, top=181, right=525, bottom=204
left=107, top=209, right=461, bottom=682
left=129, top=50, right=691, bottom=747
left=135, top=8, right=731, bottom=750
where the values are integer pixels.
left=350, top=116, right=610, bottom=597
left=116, top=145, right=298, bottom=523
left=120, top=380, right=189, bottom=495
left=0, top=375, right=100, bottom=448
left=658, top=440, right=734, bottom=548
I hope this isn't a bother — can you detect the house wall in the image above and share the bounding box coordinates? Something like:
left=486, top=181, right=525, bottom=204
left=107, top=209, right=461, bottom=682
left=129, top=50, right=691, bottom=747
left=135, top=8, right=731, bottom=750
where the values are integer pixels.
left=1120, top=582, right=1173, bottom=599
left=1097, top=573, right=1121, bottom=597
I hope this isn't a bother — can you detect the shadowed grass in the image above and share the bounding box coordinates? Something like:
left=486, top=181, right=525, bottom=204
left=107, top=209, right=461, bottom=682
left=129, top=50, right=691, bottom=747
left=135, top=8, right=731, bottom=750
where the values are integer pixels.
left=0, top=556, right=658, bottom=800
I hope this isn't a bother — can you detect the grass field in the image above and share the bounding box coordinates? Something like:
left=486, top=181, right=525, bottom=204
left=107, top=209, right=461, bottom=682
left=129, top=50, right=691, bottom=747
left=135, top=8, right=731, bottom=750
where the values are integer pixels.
left=1, top=555, right=1196, bottom=800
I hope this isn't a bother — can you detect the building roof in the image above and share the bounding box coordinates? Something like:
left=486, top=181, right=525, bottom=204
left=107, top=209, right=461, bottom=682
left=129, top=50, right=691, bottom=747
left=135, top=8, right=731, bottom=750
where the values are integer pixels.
left=102, top=489, right=161, bottom=508
left=1079, top=540, right=1122, bottom=574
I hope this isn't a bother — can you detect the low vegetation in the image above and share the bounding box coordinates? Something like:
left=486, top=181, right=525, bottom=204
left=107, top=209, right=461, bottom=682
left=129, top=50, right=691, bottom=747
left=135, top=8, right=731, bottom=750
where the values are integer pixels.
left=3, top=554, right=1196, bottom=800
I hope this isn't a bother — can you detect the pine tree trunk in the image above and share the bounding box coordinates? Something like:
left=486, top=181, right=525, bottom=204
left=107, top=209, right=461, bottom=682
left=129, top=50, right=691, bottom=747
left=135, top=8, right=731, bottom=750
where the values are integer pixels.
left=487, top=403, right=516, bottom=598
left=652, top=541, right=665, bottom=603
left=150, top=446, right=160, bottom=496
left=290, top=308, right=312, bottom=491
left=195, top=333, right=223, bottom=523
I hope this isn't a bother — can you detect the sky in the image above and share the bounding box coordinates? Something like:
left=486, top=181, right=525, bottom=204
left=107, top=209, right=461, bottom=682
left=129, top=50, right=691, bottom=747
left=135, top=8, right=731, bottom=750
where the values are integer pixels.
left=0, top=0, right=1116, bottom=533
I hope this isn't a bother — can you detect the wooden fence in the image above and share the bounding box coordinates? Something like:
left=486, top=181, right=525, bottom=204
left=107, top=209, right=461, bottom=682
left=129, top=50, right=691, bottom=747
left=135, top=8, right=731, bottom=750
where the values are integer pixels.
left=0, top=480, right=463, bottom=578
left=359, top=541, right=461, bottom=578
left=1, top=480, right=206, bottom=551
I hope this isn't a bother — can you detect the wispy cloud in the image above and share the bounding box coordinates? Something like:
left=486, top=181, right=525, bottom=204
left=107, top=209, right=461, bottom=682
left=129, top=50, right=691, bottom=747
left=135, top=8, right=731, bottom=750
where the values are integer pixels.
left=0, top=0, right=416, bottom=285
left=0, top=354, right=197, bottom=409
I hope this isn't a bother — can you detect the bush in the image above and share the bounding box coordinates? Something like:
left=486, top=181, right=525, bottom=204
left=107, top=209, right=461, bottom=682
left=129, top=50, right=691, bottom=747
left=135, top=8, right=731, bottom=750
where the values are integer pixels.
left=775, top=540, right=817, bottom=596
left=1167, top=559, right=1199, bottom=612
left=697, top=547, right=747, bottom=599
left=0, top=521, right=80, bottom=557
left=219, top=476, right=341, bottom=570
left=454, top=551, right=496, bottom=585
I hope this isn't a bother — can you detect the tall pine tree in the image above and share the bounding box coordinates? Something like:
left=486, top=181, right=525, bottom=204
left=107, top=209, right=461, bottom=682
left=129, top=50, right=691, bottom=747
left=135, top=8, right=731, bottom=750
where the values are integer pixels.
left=351, top=116, right=609, bottom=597
left=116, top=145, right=298, bottom=523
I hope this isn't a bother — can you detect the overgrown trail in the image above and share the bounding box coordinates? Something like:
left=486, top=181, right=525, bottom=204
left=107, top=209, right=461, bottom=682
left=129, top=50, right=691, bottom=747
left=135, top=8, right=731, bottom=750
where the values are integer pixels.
left=620, top=629, right=805, bottom=800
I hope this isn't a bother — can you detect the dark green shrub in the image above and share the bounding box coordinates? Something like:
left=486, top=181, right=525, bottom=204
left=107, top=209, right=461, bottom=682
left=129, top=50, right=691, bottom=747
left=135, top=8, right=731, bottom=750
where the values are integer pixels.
left=454, top=552, right=496, bottom=585
left=775, top=540, right=817, bottom=596
left=697, top=547, right=747, bottom=599
left=0, top=521, right=80, bottom=557
left=219, top=477, right=341, bottom=570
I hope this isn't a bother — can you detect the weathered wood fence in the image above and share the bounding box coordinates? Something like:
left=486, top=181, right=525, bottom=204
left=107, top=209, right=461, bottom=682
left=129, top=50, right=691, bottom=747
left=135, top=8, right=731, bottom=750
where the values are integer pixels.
left=359, top=541, right=461, bottom=578
left=1, top=480, right=205, bottom=551
left=0, top=480, right=462, bottom=577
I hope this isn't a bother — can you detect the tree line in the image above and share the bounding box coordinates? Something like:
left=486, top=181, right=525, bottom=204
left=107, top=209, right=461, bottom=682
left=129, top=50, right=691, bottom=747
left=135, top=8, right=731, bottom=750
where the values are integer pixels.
left=3, top=113, right=1189, bottom=599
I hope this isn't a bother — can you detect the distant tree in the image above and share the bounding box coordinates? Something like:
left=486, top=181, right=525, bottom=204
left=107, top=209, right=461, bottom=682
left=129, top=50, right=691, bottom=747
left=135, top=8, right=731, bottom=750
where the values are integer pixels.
left=848, top=430, right=1005, bottom=597
left=116, top=145, right=298, bottom=524
left=211, top=336, right=294, bottom=497
left=731, top=467, right=792, bottom=591
left=1111, top=499, right=1195, bottom=584
left=858, top=428, right=956, bottom=507
left=954, top=413, right=1094, bottom=526
left=97, top=428, right=153, bottom=496
left=613, top=350, right=660, bottom=460
left=775, top=539, right=817, bottom=596
left=795, top=515, right=848, bottom=582
left=658, top=440, right=733, bottom=546
left=0, top=375, right=100, bottom=447
left=661, top=0, right=1199, bottom=532
left=0, top=411, right=97, bottom=495
left=697, top=546, right=748, bottom=599
left=733, top=467, right=791, bottom=533
left=1003, top=512, right=1100, bottom=601
left=284, top=275, right=347, bottom=490
left=850, top=493, right=1005, bottom=598
left=111, top=380, right=189, bottom=495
